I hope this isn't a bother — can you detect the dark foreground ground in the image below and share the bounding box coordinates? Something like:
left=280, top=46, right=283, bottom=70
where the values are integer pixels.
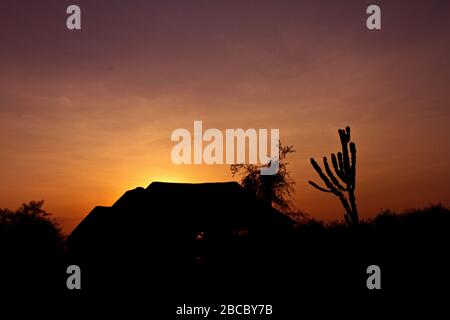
left=1, top=201, right=449, bottom=317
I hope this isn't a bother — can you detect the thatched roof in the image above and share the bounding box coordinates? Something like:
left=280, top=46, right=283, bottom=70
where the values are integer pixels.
left=67, top=181, right=292, bottom=257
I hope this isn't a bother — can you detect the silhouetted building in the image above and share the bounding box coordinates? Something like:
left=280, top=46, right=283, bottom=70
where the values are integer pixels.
left=66, top=182, right=293, bottom=294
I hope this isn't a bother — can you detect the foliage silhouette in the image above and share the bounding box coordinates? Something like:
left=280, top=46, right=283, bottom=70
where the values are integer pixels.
left=231, top=142, right=296, bottom=212
left=0, top=201, right=65, bottom=294
left=309, top=126, right=359, bottom=224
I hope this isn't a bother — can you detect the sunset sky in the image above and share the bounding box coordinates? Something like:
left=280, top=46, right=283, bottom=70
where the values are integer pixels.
left=1, top=1, right=449, bottom=233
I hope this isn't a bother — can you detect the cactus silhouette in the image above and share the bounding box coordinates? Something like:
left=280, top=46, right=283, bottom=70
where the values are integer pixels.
left=309, top=126, right=359, bottom=224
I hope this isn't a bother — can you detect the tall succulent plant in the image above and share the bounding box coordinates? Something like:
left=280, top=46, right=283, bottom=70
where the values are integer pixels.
left=309, top=126, right=359, bottom=224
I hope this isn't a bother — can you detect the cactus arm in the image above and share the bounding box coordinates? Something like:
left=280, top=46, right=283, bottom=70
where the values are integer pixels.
left=323, top=157, right=347, bottom=191
left=310, top=158, right=336, bottom=192
left=308, top=181, right=332, bottom=193
left=338, top=152, right=345, bottom=178
left=331, top=153, right=346, bottom=182
left=339, top=129, right=351, bottom=177
left=349, top=142, right=356, bottom=189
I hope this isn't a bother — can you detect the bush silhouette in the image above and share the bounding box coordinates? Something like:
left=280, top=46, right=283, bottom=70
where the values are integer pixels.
left=0, top=201, right=65, bottom=294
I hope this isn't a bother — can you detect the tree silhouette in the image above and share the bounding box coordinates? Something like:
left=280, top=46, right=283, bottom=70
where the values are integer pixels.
left=0, top=200, right=65, bottom=293
left=0, top=200, right=64, bottom=250
left=309, top=126, right=359, bottom=224
left=231, top=142, right=295, bottom=212
left=1, top=200, right=58, bottom=223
